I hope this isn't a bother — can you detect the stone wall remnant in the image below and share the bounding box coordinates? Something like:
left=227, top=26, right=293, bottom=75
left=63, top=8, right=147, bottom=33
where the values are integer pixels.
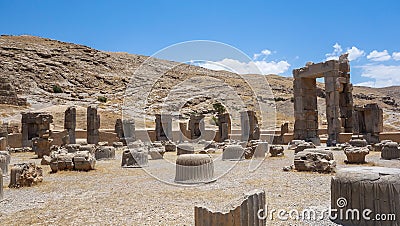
left=240, top=110, right=260, bottom=141
left=270, top=145, right=284, bottom=157
left=189, top=114, right=205, bottom=140
left=87, top=105, right=100, bottom=144
left=115, top=119, right=136, bottom=144
left=294, top=149, right=336, bottom=173
left=353, top=103, right=383, bottom=143
left=121, top=149, right=148, bottom=167
left=222, top=145, right=245, bottom=161
left=155, top=114, right=172, bottom=141
left=217, top=113, right=231, bottom=142
left=24, top=113, right=53, bottom=158
left=194, top=189, right=266, bottom=226
left=94, top=146, right=115, bottom=160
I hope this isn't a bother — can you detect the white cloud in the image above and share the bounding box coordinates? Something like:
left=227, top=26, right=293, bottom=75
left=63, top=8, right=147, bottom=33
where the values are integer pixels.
left=253, top=49, right=272, bottom=60
left=392, top=52, right=400, bottom=61
left=325, top=43, right=343, bottom=61
left=325, top=43, right=365, bottom=61
left=356, top=64, right=400, bottom=87
left=347, top=46, right=365, bottom=61
left=367, top=50, right=391, bottom=61
left=198, top=58, right=290, bottom=75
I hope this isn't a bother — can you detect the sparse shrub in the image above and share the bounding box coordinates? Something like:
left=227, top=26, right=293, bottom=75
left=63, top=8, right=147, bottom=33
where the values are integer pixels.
left=274, top=97, right=287, bottom=102
left=52, top=85, right=63, bottom=93
left=98, top=96, right=107, bottom=103
left=212, top=102, right=226, bottom=114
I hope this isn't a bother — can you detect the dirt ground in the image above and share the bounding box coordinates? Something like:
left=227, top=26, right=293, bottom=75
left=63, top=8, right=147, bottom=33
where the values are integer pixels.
left=1, top=148, right=399, bottom=225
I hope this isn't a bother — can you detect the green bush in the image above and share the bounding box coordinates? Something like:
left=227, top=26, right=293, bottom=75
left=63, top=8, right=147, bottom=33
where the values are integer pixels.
left=212, top=102, right=226, bottom=114
left=52, top=85, right=63, bottom=93
left=98, top=96, right=107, bottom=103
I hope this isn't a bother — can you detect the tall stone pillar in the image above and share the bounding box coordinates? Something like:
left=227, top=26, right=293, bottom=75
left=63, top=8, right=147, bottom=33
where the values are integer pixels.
left=155, top=114, right=172, bottom=141
left=21, top=113, right=30, bottom=147
left=87, top=105, right=100, bottom=144
left=324, top=71, right=341, bottom=143
left=122, top=119, right=135, bottom=144
left=189, top=114, right=205, bottom=140
left=240, top=110, right=260, bottom=141
left=64, top=106, right=76, bottom=144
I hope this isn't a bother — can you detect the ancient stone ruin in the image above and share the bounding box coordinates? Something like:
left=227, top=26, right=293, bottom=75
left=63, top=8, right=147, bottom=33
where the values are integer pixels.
left=294, top=149, right=336, bottom=173
left=189, top=114, right=205, bottom=140
left=21, top=112, right=53, bottom=149
left=293, top=54, right=353, bottom=145
left=0, top=169, right=3, bottom=200
left=353, top=103, right=383, bottom=143
left=155, top=114, right=172, bottom=141
left=269, top=145, right=284, bottom=157
left=87, top=105, right=100, bottom=144
left=64, top=106, right=76, bottom=144
left=194, top=189, right=265, bottom=226
left=121, top=149, right=148, bottom=167
left=381, top=141, right=400, bottom=160
left=222, top=145, right=245, bottom=161
left=9, top=163, right=43, bottom=188
left=21, top=112, right=53, bottom=157
left=0, top=76, right=27, bottom=106
left=50, top=150, right=96, bottom=172
left=344, top=147, right=369, bottom=164
left=175, top=154, right=214, bottom=184
left=331, top=167, right=400, bottom=225
left=94, top=146, right=116, bottom=160
left=0, top=151, right=11, bottom=175
left=240, top=110, right=260, bottom=141
left=177, top=143, right=195, bottom=155
left=217, top=113, right=231, bottom=142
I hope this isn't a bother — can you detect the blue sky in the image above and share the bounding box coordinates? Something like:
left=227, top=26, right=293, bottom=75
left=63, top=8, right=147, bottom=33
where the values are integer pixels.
left=1, top=0, right=400, bottom=87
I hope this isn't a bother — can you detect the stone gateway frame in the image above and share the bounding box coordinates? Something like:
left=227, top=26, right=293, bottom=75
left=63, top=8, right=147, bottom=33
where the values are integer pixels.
left=293, top=54, right=353, bottom=144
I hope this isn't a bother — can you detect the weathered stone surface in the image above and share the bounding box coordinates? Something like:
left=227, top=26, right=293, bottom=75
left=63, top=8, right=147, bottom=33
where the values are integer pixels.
left=155, top=114, right=172, bottom=141
left=217, top=113, right=231, bottom=142
left=164, top=141, right=177, bottom=152
left=23, top=112, right=53, bottom=157
left=113, top=142, right=124, bottom=149
left=331, top=167, right=400, bottom=226
left=0, top=137, right=6, bottom=151
left=251, top=142, right=268, bottom=159
left=9, top=163, right=43, bottom=188
left=0, top=169, right=3, bottom=200
left=149, top=148, right=165, bottom=160
left=288, top=140, right=305, bottom=149
left=270, top=145, right=284, bottom=157
left=294, top=142, right=315, bottom=153
left=79, top=144, right=96, bottom=154
left=189, top=114, right=205, bottom=140
left=50, top=152, right=74, bottom=172
left=194, top=189, right=265, bottom=226
left=0, top=151, right=10, bottom=175
left=348, top=139, right=368, bottom=147
left=121, top=149, right=148, bottom=167
left=87, top=105, right=100, bottom=144
left=222, top=145, right=245, bottom=161
left=344, top=147, right=369, bottom=163
left=294, top=149, right=336, bottom=173
left=94, top=146, right=115, bottom=160
left=381, top=141, right=400, bottom=160
left=65, top=144, right=81, bottom=153
left=64, top=106, right=76, bottom=144
left=353, top=103, right=383, bottom=143
left=73, top=151, right=96, bottom=171
left=41, top=155, right=51, bottom=165
left=49, top=150, right=95, bottom=172
left=0, top=76, right=27, bottom=106
left=373, top=140, right=392, bottom=152
left=177, top=143, right=195, bottom=155
left=240, top=110, right=260, bottom=141
left=175, top=154, right=214, bottom=184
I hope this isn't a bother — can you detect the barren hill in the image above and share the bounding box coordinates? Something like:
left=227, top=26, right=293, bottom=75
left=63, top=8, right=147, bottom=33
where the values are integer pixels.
left=0, top=35, right=399, bottom=131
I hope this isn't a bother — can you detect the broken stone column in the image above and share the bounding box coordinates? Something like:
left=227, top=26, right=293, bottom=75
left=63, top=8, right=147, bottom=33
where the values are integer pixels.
left=0, top=137, right=6, bottom=151
left=195, top=189, right=266, bottom=226
left=381, top=142, right=400, bottom=160
left=294, top=149, right=336, bottom=173
left=175, top=154, right=214, bottom=184
left=115, top=119, right=136, bottom=144
left=270, top=145, right=284, bottom=157
left=189, top=114, right=205, bottom=140
left=155, top=114, right=172, bottom=141
left=87, top=105, right=100, bottom=144
left=353, top=103, right=383, bottom=143
left=177, top=143, right=195, bottom=155
left=222, top=145, right=245, bottom=161
left=0, top=169, right=2, bottom=200
left=94, top=146, right=116, bottom=160
left=217, top=113, right=231, bottom=142
left=64, top=106, right=76, bottom=144
left=253, top=142, right=268, bottom=158
left=0, top=151, right=10, bottom=175
left=344, top=147, right=369, bottom=163
left=240, top=110, right=260, bottom=141
left=9, top=163, right=43, bottom=188
left=331, top=167, right=400, bottom=226
left=121, top=149, right=148, bottom=167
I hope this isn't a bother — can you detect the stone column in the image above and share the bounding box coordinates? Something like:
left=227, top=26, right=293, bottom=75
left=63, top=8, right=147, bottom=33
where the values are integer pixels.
left=64, top=106, right=76, bottom=144
left=155, top=114, right=172, bottom=141
left=324, top=71, right=341, bottom=143
left=122, top=119, right=135, bottom=144
left=0, top=169, right=2, bottom=200
left=21, top=113, right=30, bottom=147
left=87, top=105, right=100, bottom=144
left=115, top=119, right=123, bottom=139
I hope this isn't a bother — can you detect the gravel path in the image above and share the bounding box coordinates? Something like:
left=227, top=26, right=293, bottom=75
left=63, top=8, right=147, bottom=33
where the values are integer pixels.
left=1, top=148, right=399, bottom=225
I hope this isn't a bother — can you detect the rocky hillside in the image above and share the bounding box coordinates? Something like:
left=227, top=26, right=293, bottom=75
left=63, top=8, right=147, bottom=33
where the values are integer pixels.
left=0, top=35, right=399, bottom=131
